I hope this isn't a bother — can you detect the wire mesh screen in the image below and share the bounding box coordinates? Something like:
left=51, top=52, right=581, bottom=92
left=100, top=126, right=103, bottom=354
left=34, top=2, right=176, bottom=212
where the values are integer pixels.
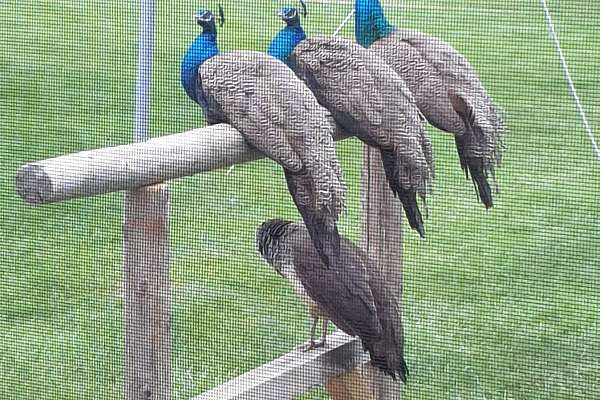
left=1, top=0, right=599, bottom=399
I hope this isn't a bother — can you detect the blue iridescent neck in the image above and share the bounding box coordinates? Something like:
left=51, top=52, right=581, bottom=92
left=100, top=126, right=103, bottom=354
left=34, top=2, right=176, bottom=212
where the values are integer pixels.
left=181, top=29, right=219, bottom=104
left=355, top=0, right=395, bottom=48
left=268, top=22, right=306, bottom=66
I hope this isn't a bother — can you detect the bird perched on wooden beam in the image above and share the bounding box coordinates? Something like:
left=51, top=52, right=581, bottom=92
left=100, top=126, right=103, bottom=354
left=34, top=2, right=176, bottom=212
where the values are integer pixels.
left=355, top=0, right=505, bottom=208
left=256, top=219, right=408, bottom=382
left=181, top=6, right=346, bottom=267
left=268, top=3, right=434, bottom=238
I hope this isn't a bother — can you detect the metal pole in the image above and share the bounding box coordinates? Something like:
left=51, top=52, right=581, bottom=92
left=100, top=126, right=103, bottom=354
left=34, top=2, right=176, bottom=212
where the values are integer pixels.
left=133, top=0, right=155, bottom=143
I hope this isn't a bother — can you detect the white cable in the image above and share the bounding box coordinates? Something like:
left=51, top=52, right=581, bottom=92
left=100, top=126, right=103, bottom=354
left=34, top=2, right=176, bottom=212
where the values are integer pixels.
left=333, top=10, right=355, bottom=36
left=541, top=0, right=600, bottom=161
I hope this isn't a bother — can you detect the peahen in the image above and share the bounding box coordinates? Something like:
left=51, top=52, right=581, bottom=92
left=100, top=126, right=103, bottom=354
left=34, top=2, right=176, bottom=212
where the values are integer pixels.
left=256, top=219, right=408, bottom=382
left=181, top=7, right=346, bottom=267
left=268, top=4, right=433, bottom=238
left=355, top=0, right=505, bottom=208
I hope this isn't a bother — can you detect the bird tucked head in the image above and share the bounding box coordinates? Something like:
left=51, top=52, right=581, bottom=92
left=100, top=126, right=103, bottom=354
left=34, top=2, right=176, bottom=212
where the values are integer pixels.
left=256, top=219, right=296, bottom=263
left=354, top=0, right=395, bottom=48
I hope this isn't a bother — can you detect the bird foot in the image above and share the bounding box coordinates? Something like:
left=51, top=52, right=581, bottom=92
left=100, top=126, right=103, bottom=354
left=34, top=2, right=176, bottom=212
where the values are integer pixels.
left=297, top=340, right=326, bottom=352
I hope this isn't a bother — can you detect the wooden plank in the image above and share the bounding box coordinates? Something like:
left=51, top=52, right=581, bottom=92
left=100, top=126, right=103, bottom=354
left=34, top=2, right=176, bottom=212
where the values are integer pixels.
left=192, top=331, right=369, bottom=400
left=15, top=124, right=351, bottom=205
left=123, top=184, right=170, bottom=400
left=326, top=144, right=405, bottom=400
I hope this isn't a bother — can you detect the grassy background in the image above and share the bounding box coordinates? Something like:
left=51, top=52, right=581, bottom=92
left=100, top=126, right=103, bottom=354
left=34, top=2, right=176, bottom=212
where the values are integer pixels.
left=1, top=0, right=599, bottom=399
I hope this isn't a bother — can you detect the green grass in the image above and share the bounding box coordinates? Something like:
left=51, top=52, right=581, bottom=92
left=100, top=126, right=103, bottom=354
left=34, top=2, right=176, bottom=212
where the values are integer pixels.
left=1, top=0, right=599, bottom=399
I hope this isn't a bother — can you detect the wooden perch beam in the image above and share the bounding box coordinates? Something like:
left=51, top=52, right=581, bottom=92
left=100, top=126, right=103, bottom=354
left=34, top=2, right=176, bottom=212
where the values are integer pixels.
left=193, top=331, right=370, bottom=400
left=15, top=123, right=351, bottom=205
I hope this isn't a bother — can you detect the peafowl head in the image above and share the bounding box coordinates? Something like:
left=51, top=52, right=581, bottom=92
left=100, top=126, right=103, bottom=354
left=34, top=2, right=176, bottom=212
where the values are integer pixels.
left=193, top=5, right=225, bottom=33
left=279, top=7, right=300, bottom=25
left=279, top=0, right=308, bottom=25
left=278, top=2, right=306, bottom=26
left=255, top=219, right=295, bottom=266
left=194, top=10, right=216, bottom=31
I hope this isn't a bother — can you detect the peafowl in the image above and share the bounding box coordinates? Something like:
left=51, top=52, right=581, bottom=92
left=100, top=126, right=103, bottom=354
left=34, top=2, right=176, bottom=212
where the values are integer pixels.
left=355, top=0, right=505, bottom=208
left=181, top=8, right=346, bottom=267
left=269, top=5, right=433, bottom=238
left=256, top=219, right=408, bottom=382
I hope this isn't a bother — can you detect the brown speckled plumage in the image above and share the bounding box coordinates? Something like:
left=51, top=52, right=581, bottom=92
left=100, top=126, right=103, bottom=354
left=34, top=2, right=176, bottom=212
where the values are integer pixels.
left=289, top=36, right=434, bottom=237
left=368, top=29, right=505, bottom=207
left=256, top=219, right=408, bottom=382
left=201, top=51, right=346, bottom=265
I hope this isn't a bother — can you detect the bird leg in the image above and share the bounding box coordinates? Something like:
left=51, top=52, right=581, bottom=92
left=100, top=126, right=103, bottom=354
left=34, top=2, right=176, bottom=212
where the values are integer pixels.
left=314, top=318, right=329, bottom=349
left=297, top=316, right=320, bottom=352
left=297, top=317, right=329, bottom=352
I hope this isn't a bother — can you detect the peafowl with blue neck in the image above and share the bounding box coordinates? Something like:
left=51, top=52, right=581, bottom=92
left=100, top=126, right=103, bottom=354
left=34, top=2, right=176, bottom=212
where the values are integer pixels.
left=268, top=2, right=434, bottom=238
left=181, top=7, right=346, bottom=268
left=355, top=0, right=505, bottom=209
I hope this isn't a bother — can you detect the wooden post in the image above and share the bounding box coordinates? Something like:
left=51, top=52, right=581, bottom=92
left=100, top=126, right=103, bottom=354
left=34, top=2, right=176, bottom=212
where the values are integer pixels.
left=325, top=369, right=376, bottom=400
left=123, top=184, right=171, bottom=400
left=360, top=145, right=404, bottom=399
left=124, top=2, right=169, bottom=399
left=326, top=145, right=404, bottom=399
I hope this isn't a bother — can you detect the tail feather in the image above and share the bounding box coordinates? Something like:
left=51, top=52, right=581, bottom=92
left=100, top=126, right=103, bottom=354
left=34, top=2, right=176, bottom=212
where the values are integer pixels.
left=454, top=135, right=470, bottom=180
left=454, top=136, right=493, bottom=209
left=380, top=149, right=426, bottom=238
left=467, top=158, right=493, bottom=209
left=284, top=171, right=341, bottom=267
left=302, top=216, right=341, bottom=267
left=396, top=190, right=425, bottom=238
left=452, top=94, right=496, bottom=209
left=364, top=255, right=409, bottom=383
left=366, top=336, right=408, bottom=383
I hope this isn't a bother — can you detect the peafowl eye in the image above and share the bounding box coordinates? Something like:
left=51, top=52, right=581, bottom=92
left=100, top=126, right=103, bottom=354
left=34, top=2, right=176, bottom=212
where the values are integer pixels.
left=194, top=10, right=214, bottom=25
left=278, top=7, right=298, bottom=21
